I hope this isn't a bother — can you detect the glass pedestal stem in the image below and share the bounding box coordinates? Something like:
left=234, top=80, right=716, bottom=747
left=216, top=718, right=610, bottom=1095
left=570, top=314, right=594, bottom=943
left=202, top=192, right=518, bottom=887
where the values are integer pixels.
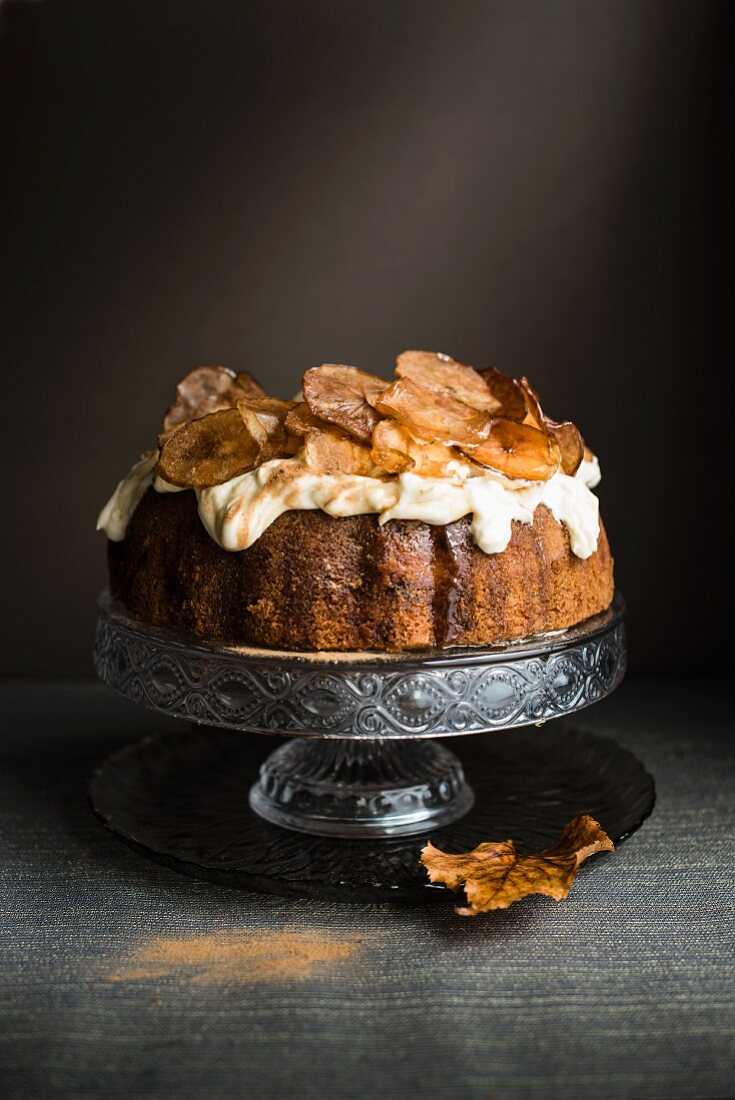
left=248, top=736, right=474, bottom=838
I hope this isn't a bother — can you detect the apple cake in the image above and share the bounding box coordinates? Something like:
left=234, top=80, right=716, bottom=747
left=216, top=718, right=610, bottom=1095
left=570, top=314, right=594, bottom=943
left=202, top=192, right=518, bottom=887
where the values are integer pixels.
left=98, top=351, right=614, bottom=650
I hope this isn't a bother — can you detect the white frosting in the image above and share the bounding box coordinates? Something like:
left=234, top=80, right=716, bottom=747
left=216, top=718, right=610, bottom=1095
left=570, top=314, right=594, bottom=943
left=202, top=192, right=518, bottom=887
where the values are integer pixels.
left=197, top=463, right=398, bottom=551
left=96, top=452, right=158, bottom=542
left=98, top=450, right=602, bottom=560
left=579, top=453, right=601, bottom=489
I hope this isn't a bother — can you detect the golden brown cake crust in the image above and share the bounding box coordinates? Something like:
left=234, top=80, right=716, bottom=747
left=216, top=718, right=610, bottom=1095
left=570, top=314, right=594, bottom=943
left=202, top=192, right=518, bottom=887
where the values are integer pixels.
left=107, top=488, right=614, bottom=651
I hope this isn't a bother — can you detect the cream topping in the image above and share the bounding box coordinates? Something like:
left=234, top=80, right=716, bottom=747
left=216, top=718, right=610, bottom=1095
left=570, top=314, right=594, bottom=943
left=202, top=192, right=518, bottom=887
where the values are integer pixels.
left=98, top=451, right=602, bottom=560
left=96, top=452, right=158, bottom=542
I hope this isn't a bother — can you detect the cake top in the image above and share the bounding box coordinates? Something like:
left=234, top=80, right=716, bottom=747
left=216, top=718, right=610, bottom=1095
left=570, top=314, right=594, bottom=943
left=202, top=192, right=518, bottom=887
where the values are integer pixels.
left=98, top=352, right=602, bottom=561
left=153, top=351, right=588, bottom=491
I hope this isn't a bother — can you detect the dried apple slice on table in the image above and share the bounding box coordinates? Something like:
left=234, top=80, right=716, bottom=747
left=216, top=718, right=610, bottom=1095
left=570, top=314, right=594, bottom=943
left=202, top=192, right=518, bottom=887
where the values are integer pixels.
left=156, top=408, right=264, bottom=489
left=375, top=377, right=490, bottom=447
left=395, top=350, right=500, bottom=413
left=304, top=426, right=374, bottom=476
left=302, top=364, right=387, bottom=443
left=421, top=814, right=614, bottom=916
left=161, top=366, right=266, bottom=437
left=462, top=418, right=559, bottom=481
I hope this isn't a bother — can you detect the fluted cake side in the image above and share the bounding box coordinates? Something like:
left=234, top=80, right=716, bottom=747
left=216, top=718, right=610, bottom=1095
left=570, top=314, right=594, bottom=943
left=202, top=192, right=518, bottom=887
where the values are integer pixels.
left=107, top=489, right=614, bottom=651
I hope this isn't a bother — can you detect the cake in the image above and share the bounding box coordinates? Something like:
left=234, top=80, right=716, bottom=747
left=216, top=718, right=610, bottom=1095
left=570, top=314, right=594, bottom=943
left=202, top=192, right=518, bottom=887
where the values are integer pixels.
left=98, top=352, right=614, bottom=651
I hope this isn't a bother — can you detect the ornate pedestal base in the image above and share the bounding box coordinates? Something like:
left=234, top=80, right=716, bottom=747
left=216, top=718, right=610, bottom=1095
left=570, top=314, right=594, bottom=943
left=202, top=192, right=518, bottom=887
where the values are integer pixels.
left=90, top=591, right=644, bottom=901
left=249, top=738, right=474, bottom=837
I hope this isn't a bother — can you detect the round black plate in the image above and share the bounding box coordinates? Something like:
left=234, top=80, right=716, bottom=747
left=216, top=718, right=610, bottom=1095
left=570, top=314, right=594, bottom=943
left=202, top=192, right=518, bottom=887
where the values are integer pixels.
left=90, top=724, right=654, bottom=903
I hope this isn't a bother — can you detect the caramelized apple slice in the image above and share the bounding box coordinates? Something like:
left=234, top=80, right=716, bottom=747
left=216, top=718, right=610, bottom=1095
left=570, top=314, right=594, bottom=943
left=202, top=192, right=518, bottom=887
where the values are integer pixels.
left=284, top=401, right=326, bottom=436
left=462, top=418, right=559, bottom=481
left=284, top=401, right=330, bottom=454
left=232, top=370, right=267, bottom=400
left=546, top=418, right=584, bottom=476
left=302, top=364, right=387, bottom=443
left=304, top=426, right=374, bottom=476
left=395, top=350, right=500, bottom=413
left=371, top=420, right=467, bottom=477
left=156, top=408, right=263, bottom=488
left=161, top=366, right=267, bottom=437
left=374, top=377, right=490, bottom=447
left=518, top=376, right=546, bottom=429
left=370, top=419, right=415, bottom=473
left=412, top=440, right=470, bottom=477
left=478, top=367, right=527, bottom=421
left=237, top=396, right=293, bottom=451
left=518, top=378, right=584, bottom=475
left=162, top=366, right=236, bottom=435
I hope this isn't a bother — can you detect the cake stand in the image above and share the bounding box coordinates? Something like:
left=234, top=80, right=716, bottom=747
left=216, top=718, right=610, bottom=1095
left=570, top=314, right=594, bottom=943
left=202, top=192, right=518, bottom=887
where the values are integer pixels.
left=91, top=589, right=653, bottom=901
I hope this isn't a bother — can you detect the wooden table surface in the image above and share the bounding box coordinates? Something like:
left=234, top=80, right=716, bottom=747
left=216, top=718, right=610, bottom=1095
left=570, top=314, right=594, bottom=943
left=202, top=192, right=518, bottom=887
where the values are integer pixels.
left=0, top=677, right=732, bottom=1099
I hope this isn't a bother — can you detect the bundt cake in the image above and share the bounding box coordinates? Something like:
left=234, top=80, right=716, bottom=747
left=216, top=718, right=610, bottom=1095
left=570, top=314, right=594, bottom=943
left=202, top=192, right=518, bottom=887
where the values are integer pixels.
left=98, top=351, right=614, bottom=651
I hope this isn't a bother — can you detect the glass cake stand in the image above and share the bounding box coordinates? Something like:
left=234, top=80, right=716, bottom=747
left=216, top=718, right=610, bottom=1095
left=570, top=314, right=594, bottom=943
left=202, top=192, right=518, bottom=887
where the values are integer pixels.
left=91, top=589, right=654, bottom=901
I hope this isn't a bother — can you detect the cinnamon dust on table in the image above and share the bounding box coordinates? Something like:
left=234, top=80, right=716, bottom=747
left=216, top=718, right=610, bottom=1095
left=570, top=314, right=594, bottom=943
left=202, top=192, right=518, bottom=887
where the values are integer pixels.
left=106, top=930, right=359, bottom=985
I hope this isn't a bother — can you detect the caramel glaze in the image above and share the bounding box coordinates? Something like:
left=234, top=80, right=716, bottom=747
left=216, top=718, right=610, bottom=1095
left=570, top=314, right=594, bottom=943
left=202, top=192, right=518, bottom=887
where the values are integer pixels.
left=431, top=523, right=466, bottom=647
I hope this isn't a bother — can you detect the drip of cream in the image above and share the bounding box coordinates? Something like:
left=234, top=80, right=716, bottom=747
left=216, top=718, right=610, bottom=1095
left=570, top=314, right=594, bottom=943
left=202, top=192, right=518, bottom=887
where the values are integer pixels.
left=96, top=452, right=158, bottom=542
left=98, top=452, right=602, bottom=559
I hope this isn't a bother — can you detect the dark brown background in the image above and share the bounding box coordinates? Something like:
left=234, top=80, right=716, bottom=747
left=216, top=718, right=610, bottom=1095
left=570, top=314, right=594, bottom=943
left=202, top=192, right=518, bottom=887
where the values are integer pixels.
left=1, top=0, right=731, bottom=676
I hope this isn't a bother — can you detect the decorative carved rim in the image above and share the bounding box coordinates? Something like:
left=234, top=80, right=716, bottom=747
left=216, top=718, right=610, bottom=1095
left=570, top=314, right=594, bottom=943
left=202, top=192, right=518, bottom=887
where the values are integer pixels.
left=94, top=590, right=626, bottom=739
